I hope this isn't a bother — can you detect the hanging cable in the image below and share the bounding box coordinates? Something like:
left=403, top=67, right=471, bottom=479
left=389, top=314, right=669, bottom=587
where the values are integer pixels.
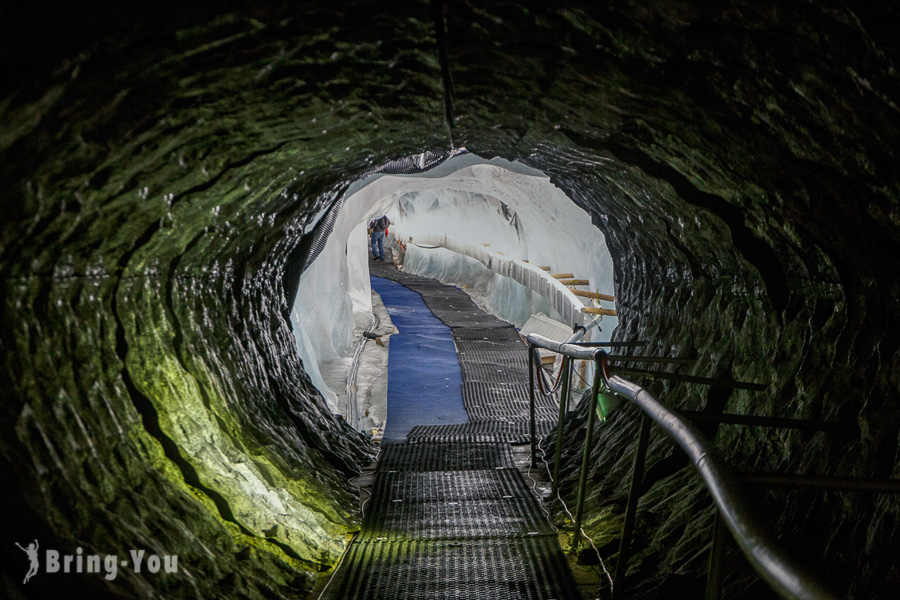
left=534, top=432, right=614, bottom=598
left=533, top=347, right=567, bottom=397
left=522, top=436, right=559, bottom=534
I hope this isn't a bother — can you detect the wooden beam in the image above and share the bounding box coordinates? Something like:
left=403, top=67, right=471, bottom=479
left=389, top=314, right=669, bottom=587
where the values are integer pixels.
left=538, top=266, right=551, bottom=271
left=581, top=306, right=618, bottom=316
left=558, top=279, right=590, bottom=286
left=551, top=272, right=575, bottom=279
left=570, top=289, right=616, bottom=302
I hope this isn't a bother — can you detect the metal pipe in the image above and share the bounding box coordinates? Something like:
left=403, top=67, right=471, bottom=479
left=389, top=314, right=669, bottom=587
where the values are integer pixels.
left=526, top=333, right=604, bottom=361
left=526, top=338, right=837, bottom=600
left=679, top=410, right=857, bottom=434
left=613, top=412, right=651, bottom=598
left=551, top=356, right=572, bottom=497
left=604, top=371, right=837, bottom=600
left=526, top=324, right=587, bottom=494
left=573, top=360, right=602, bottom=550
left=529, top=343, right=537, bottom=469
left=533, top=330, right=587, bottom=397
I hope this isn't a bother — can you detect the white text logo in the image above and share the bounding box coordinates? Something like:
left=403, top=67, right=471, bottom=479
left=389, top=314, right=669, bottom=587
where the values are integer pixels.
left=15, top=540, right=178, bottom=583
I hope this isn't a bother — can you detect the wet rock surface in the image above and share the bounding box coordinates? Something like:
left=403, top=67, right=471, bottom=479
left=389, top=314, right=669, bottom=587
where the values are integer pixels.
left=1, top=1, right=898, bottom=598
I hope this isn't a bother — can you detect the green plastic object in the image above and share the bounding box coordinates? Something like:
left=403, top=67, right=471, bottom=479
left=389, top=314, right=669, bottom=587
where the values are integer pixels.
left=596, top=390, right=622, bottom=421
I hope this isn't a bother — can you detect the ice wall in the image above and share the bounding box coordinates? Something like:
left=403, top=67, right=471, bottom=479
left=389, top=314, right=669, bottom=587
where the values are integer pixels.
left=290, top=192, right=379, bottom=410
left=401, top=245, right=558, bottom=326
left=291, top=154, right=617, bottom=409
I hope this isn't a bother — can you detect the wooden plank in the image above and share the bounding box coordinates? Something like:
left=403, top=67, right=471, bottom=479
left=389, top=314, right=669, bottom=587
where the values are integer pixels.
left=538, top=266, right=551, bottom=271
left=570, top=289, right=616, bottom=302
left=581, top=306, right=618, bottom=316
left=551, top=272, right=575, bottom=279
left=558, top=279, right=590, bottom=286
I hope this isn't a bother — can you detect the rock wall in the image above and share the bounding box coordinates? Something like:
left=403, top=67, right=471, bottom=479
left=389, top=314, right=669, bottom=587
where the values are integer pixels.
left=1, top=1, right=897, bottom=598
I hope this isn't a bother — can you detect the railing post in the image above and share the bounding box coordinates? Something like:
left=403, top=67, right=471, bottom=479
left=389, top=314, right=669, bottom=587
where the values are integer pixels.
left=706, top=510, right=728, bottom=600
left=524, top=332, right=839, bottom=600
left=528, top=344, right=537, bottom=469
left=551, top=356, right=573, bottom=496
left=613, top=412, right=651, bottom=598
left=572, top=357, right=602, bottom=551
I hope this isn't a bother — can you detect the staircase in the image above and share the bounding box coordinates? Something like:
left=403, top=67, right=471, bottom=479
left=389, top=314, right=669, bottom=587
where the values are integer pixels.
left=319, top=254, right=582, bottom=599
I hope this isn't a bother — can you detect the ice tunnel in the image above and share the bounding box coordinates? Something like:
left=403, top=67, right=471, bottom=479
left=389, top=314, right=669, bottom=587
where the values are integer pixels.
left=291, top=154, right=618, bottom=412
left=1, top=2, right=899, bottom=599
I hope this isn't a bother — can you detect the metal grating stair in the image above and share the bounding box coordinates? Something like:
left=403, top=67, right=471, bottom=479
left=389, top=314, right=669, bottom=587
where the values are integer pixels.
left=377, top=441, right=514, bottom=472
left=321, top=257, right=579, bottom=599
left=327, top=538, right=579, bottom=600
left=323, top=442, right=580, bottom=599
left=406, top=421, right=555, bottom=444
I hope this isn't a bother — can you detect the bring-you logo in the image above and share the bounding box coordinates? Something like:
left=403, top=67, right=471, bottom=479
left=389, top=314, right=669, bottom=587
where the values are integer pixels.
left=15, top=539, right=178, bottom=584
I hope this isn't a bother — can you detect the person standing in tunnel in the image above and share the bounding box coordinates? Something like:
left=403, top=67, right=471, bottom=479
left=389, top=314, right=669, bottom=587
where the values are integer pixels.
left=369, top=214, right=391, bottom=261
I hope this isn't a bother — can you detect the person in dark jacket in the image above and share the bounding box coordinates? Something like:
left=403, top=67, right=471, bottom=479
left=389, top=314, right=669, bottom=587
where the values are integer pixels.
left=369, top=215, right=391, bottom=261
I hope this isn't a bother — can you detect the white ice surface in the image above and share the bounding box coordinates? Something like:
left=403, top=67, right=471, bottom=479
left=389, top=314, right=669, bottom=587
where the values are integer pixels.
left=401, top=234, right=604, bottom=330
left=355, top=290, right=396, bottom=437
left=291, top=153, right=617, bottom=415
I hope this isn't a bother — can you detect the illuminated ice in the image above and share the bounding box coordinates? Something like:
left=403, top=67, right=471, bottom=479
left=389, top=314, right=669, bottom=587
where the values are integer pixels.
left=291, top=153, right=617, bottom=413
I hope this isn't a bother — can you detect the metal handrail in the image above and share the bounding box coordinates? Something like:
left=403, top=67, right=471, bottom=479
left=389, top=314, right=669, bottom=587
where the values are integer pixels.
left=525, top=332, right=837, bottom=600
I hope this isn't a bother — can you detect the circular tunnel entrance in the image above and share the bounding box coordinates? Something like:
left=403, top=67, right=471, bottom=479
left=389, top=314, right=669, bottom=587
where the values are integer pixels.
left=290, top=152, right=618, bottom=417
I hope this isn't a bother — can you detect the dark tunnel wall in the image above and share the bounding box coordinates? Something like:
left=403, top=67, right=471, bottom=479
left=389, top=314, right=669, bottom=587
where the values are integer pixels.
left=1, top=1, right=898, bottom=598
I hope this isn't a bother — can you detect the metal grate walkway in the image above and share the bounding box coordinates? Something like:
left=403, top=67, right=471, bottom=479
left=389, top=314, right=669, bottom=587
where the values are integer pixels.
left=319, top=255, right=580, bottom=599
left=370, top=254, right=558, bottom=443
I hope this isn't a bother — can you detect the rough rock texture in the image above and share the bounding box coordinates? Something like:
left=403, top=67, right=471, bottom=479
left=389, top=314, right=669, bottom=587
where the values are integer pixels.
left=1, top=1, right=898, bottom=599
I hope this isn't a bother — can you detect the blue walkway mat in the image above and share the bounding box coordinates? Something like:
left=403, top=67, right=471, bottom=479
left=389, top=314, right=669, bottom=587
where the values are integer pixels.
left=371, top=276, right=468, bottom=443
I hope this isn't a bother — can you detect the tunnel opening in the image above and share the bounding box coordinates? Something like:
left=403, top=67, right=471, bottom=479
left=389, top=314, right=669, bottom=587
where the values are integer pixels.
left=289, top=151, right=619, bottom=429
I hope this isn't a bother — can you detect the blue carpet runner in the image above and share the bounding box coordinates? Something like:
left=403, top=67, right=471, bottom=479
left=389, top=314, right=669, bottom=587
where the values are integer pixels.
left=370, top=276, right=468, bottom=443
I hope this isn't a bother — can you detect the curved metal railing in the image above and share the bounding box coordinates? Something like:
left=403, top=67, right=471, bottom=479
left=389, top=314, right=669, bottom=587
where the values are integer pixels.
left=525, top=332, right=837, bottom=600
